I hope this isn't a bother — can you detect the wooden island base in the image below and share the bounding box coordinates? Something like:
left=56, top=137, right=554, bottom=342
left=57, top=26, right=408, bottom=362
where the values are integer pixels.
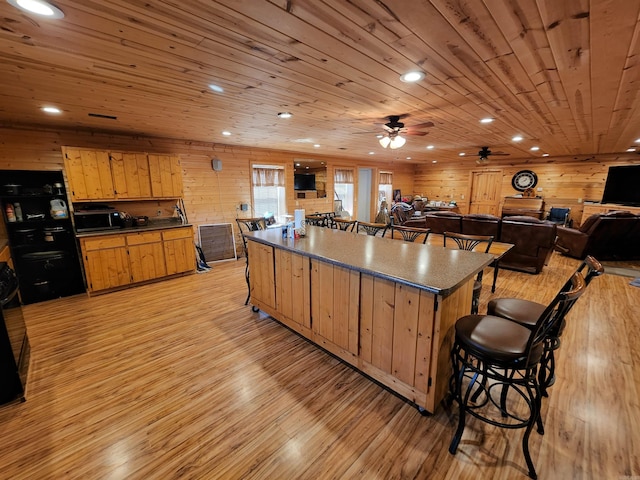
left=247, top=228, right=492, bottom=413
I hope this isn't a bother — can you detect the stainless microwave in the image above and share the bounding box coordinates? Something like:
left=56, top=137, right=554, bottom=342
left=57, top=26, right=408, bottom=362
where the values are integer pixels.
left=74, top=208, right=122, bottom=232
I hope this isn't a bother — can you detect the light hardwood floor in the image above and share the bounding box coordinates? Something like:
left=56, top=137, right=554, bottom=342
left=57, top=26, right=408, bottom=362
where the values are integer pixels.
left=0, top=253, right=638, bottom=479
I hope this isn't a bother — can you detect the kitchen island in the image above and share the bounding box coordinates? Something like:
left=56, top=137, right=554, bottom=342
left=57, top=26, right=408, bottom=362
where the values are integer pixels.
left=246, top=226, right=494, bottom=413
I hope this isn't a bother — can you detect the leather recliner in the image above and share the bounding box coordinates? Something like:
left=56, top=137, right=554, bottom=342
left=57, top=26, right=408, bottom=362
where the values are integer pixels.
left=555, top=210, right=640, bottom=259
left=424, top=211, right=463, bottom=234
left=461, top=213, right=501, bottom=238
left=499, top=216, right=557, bottom=274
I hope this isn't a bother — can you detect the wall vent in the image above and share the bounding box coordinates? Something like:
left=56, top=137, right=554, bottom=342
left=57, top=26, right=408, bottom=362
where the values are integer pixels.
left=198, top=223, right=237, bottom=263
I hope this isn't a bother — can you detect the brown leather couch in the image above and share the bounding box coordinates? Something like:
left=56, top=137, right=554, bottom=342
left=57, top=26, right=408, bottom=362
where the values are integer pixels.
left=424, top=211, right=463, bottom=234
left=461, top=213, right=501, bottom=238
left=499, top=216, right=557, bottom=274
left=555, top=210, right=640, bottom=260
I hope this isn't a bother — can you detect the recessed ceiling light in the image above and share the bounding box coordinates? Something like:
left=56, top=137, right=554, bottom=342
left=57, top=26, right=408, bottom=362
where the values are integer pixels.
left=627, top=147, right=636, bottom=152
left=406, top=156, right=412, bottom=160
left=400, top=71, right=425, bottom=83
left=208, top=84, right=224, bottom=93
left=542, top=153, right=549, bottom=157
left=530, top=146, right=540, bottom=151
left=295, top=163, right=300, bottom=167
left=432, top=160, right=437, bottom=163
left=376, top=134, right=384, bottom=139
left=313, top=144, right=320, bottom=148
left=458, top=152, right=466, bottom=156
left=222, top=131, right=231, bottom=136
left=277, top=112, right=292, bottom=119
left=512, top=135, right=523, bottom=142
left=8, top=0, right=64, bottom=18
left=368, top=151, right=375, bottom=155
left=635, top=138, right=640, bottom=143
left=426, top=145, right=434, bottom=150
left=480, top=118, right=494, bottom=124
left=41, top=106, right=61, bottom=114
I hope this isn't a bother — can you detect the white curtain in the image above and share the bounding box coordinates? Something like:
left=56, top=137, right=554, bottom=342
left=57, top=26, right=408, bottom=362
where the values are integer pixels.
left=253, top=167, right=285, bottom=187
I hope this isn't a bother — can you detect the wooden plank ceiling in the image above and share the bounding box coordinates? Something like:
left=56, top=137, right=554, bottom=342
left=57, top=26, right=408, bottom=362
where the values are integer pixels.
left=1, top=0, right=640, bottom=164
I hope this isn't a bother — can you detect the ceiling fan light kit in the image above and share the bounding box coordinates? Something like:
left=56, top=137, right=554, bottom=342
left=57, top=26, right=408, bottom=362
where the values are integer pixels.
left=379, top=134, right=406, bottom=149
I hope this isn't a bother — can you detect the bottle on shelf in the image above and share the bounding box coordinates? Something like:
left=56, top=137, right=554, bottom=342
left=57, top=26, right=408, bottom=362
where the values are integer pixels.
left=5, top=203, right=16, bottom=222
left=14, top=202, right=23, bottom=222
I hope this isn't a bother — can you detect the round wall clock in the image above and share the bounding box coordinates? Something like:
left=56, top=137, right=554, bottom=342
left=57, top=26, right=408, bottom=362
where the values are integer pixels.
left=512, top=170, right=538, bottom=191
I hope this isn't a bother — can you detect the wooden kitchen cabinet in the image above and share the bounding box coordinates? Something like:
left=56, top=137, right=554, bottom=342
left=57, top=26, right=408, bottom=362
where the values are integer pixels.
left=62, top=148, right=115, bottom=201
left=247, top=241, right=276, bottom=310
left=79, top=226, right=194, bottom=294
left=110, top=152, right=152, bottom=199
left=162, top=227, right=195, bottom=275
left=126, top=232, right=166, bottom=283
left=62, top=147, right=183, bottom=201
left=148, top=154, right=183, bottom=198
left=80, top=236, right=130, bottom=292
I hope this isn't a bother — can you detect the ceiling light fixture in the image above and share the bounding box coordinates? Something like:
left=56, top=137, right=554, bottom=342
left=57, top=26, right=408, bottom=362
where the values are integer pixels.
left=530, top=146, right=540, bottom=151
left=635, top=138, right=640, bottom=143
left=313, top=144, right=320, bottom=148
left=458, top=152, right=466, bottom=156
left=400, top=71, right=425, bottom=83
left=480, top=117, right=494, bottom=124
left=426, top=145, right=434, bottom=150
left=277, top=112, right=292, bottom=118
left=432, top=160, right=437, bottom=163
left=379, top=133, right=406, bottom=149
left=8, top=0, right=64, bottom=18
left=222, top=131, right=231, bottom=136
left=41, top=106, right=61, bottom=114
left=368, top=151, right=375, bottom=155
left=512, top=135, right=523, bottom=142
left=626, top=148, right=636, bottom=152
left=542, top=153, right=550, bottom=157
left=208, top=84, right=224, bottom=93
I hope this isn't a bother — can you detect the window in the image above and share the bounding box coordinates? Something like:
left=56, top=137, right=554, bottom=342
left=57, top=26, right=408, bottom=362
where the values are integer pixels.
left=252, top=165, right=286, bottom=221
left=379, top=171, right=393, bottom=205
left=334, top=168, right=354, bottom=216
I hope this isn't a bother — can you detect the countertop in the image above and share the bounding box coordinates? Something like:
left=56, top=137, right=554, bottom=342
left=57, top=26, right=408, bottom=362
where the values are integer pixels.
left=75, top=219, right=192, bottom=238
left=246, top=226, right=494, bottom=296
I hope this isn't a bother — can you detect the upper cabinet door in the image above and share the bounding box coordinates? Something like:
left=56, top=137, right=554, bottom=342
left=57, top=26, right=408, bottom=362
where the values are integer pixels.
left=148, top=154, right=183, bottom=198
left=110, top=152, right=152, bottom=199
left=62, top=148, right=115, bottom=201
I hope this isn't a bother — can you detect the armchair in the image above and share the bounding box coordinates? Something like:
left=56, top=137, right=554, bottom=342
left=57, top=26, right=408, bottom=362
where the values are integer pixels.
left=499, top=216, right=557, bottom=274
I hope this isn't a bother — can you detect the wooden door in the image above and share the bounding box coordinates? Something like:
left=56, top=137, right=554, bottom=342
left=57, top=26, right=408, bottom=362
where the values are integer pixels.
left=127, top=232, right=166, bottom=283
left=81, top=236, right=130, bottom=292
left=468, top=170, right=502, bottom=215
left=163, top=228, right=195, bottom=275
left=62, top=148, right=115, bottom=201
left=110, top=152, right=152, bottom=198
left=148, top=154, right=184, bottom=198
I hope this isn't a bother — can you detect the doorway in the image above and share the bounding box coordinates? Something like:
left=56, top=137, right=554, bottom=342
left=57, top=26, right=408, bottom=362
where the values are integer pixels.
left=357, top=168, right=372, bottom=221
left=468, top=170, right=503, bottom=215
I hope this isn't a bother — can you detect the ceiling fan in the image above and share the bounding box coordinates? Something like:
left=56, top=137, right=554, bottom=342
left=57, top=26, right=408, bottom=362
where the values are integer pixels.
left=470, top=146, right=510, bottom=164
left=376, top=114, right=434, bottom=149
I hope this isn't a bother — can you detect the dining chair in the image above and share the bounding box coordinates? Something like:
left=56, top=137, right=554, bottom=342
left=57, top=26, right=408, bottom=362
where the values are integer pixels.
left=392, top=225, right=430, bottom=243
left=333, top=217, right=357, bottom=232
left=443, top=231, right=494, bottom=314
left=356, top=221, right=388, bottom=237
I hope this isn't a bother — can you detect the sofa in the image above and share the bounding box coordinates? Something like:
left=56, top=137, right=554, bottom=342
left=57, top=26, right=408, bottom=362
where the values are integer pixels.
left=555, top=210, right=640, bottom=260
left=400, top=212, right=557, bottom=273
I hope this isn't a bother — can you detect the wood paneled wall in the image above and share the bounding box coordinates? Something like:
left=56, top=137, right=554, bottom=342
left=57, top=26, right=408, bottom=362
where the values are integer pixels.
left=0, top=127, right=415, bottom=249
left=414, top=155, right=640, bottom=224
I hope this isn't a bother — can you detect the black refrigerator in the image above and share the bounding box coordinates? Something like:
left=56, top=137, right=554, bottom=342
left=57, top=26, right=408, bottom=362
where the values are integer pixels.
left=1, top=170, right=84, bottom=304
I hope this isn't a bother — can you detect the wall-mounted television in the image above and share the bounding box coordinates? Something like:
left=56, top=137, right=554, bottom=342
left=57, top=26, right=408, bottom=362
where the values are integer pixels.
left=294, top=173, right=316, bottom=191
left=601, top=165, right=640, bottom=206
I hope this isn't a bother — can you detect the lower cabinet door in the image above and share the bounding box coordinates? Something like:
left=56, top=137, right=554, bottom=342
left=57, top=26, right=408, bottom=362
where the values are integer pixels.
left=128, top=242, right=166, bottom=283
left=85, top=247, right=131, bottom=291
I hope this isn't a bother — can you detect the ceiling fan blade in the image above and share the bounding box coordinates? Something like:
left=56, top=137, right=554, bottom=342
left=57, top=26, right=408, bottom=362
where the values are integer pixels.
left=404, top=131, right=428, bottom=136
left=409, top=121, right=435, bottom=129
left=491, top=152, right=510, bottom=156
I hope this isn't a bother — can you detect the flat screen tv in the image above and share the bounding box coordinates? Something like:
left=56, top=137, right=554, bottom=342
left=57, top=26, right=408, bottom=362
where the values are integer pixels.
left=294, top=173, right=316, bottom=191
left=601, top=165, right=640, bottom=206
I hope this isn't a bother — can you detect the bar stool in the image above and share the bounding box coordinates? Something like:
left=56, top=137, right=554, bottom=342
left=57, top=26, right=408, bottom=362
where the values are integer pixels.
left=235, top=217, right=267, bottom=306
left=449, top=271, right=587, bottom=480
left=487, top=256, right=603, bottom=394
left=356, top=221, right=388, bottom=237
left=443, top=232, right=494, bottom=314
left=392, top=225, right=430, bottom=243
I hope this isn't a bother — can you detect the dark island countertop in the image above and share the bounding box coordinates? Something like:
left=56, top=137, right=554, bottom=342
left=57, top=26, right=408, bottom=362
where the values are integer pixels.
left=75, top=219, right=192, bottom=238
left=246, top=226, right=494, bottom=296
